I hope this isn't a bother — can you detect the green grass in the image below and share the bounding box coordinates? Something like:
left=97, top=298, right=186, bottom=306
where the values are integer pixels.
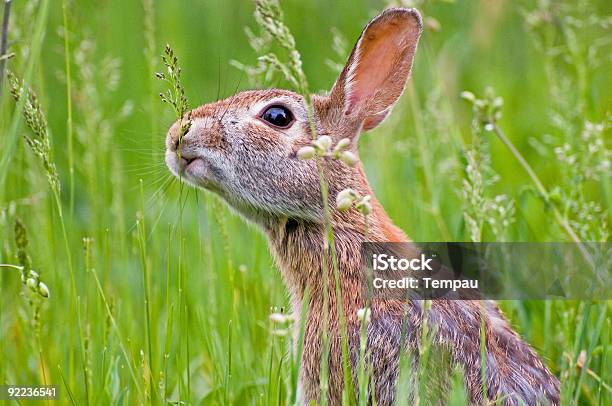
left=0, top=0, right=610, bottom=405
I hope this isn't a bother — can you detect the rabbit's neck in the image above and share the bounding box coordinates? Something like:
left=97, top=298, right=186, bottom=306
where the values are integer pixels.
left=267, top=198, right=408, bottom=316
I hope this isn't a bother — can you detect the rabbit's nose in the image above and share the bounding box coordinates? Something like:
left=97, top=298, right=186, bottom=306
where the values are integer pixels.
left=167, top=121, right=182, bottom=152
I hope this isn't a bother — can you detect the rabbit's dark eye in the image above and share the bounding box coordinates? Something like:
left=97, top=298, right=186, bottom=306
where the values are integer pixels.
left=261, top=105, right=294, bottom=128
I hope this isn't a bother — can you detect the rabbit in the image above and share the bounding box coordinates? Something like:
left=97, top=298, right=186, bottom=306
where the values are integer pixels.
left=165, top=7, right=560, bottom=406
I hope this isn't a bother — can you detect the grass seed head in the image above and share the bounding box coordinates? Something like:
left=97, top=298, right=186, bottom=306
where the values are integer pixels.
left=157, top=44, right=192, bottom=141
left=14, top=218, right=32, bottom=272
left=252, top=0, right=308, bottom=92
left=7, top=72, right=61, bottom=193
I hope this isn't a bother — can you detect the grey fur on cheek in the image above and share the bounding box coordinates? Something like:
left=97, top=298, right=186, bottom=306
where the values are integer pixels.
left=220, top=142, right=323, bottom=221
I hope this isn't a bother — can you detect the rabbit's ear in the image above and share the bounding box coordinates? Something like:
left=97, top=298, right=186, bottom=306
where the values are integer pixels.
left=329, top=8, right=422, bottom=131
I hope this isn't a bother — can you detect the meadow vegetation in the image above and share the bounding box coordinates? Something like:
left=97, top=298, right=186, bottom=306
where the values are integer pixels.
left=0, top=0, right=610, bottom=404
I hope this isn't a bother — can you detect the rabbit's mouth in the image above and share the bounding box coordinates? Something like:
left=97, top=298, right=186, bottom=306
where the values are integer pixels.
left=165, top=150, right=217, bottom=190
left=166, top=150, right=228, bottom=198
left=179, top=155, right=204, bottom=174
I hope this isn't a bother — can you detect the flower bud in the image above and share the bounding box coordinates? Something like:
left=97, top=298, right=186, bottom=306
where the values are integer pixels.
left=313, top=135, right=332, bottom=153
left=38, top=282, right=50, bottom=298
left=297, top=146, right=316, bottom=160
left=333, top=138, right=351, bottom=153
left=336, top=198, right=353, bottom=211
left=340, top=151, right=358, bottom=167
left=336, top=189, right=358, bottom=211
left=425, top=17, right=441, bottom=32
left=460, top=91, right=475, bottom=103
left=356, top=195, right=372, bottom=215
left=26, top=278, right=37, bottom=290
left=337, top=188, right=357, bottom=201
left=358, top=202, right=372, bottom=215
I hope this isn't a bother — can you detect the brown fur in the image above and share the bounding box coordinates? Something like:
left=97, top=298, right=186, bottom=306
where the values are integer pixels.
left=165, top=7, right=560, bottom=405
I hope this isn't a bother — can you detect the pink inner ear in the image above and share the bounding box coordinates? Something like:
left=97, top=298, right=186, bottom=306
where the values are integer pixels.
left=363, top=109, right=390, bottom=130
left=345, top=19, right=410, bottom=116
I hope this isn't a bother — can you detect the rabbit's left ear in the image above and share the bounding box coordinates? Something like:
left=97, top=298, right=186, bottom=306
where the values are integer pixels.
left=329, top=8, right=422, bottom=131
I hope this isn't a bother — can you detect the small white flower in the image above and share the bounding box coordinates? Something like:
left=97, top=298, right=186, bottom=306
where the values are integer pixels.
left=357, top=307, right=371, bottom=323
left=269, top=313, right=287, bottom=324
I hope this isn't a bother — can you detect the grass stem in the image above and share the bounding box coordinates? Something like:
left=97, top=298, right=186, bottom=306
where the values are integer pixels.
left=61, top=0, right=75, bottom=216
left=0, top=0, right=11, bottom=97
left=90, top=267, right=144, bottom=398
left=492, top=125, right=593, bottom=265
left=138, top=179, right=157, bottom=403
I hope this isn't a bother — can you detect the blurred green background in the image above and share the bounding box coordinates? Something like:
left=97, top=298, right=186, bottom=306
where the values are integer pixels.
left=0, top=0, right=610, bottom=404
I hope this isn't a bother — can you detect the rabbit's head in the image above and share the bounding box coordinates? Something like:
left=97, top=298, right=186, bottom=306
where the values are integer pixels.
left=165, top=8, right=422, bottom=227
